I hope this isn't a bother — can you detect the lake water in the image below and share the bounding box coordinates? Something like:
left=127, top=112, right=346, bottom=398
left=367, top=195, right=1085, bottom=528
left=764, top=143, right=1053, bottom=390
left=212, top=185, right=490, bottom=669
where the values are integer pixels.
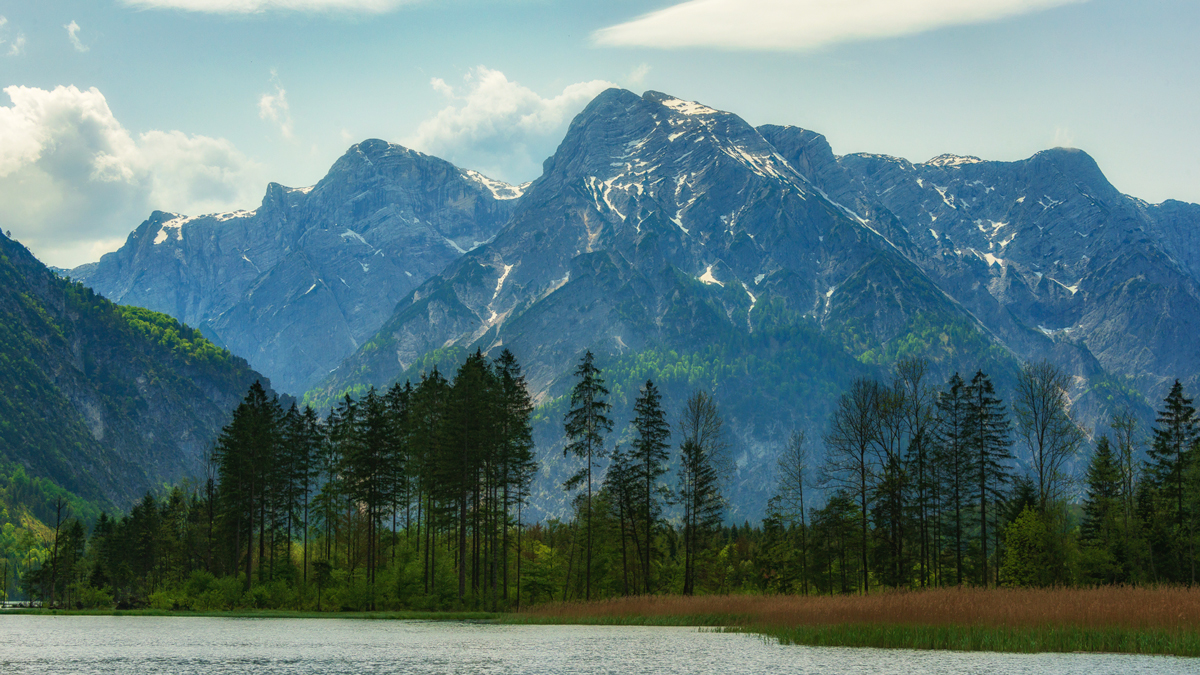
left=0, top=617, right=1192, bottom=674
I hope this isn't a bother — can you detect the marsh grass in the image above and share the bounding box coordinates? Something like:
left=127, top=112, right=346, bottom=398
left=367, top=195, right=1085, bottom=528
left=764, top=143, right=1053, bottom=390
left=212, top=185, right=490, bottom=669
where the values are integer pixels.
left=517, top=587, right=1200, bottom=656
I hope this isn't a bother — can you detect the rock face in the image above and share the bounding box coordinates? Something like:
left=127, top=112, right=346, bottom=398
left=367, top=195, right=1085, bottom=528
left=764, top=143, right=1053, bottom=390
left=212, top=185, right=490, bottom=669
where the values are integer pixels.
left=312, top=89, right=1195, bottom=517
left=0, top=233, right=272, bottom=509
left=73, top=141, right=521, bottom=395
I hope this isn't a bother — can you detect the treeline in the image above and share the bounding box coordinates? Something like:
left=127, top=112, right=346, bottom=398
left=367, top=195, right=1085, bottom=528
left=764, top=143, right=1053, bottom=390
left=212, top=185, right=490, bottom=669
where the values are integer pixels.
left=12, top=352, right=1200, bottom=609
left=760, top=358, right=1200, bottom=593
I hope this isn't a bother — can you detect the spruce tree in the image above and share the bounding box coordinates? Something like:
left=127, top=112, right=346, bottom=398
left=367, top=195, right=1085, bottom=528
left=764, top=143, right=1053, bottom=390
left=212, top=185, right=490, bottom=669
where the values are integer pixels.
left=965, top=370, right=1012, bottom=587
left=1147, top=380, right=1197, bottom=582
left=630, top=379, right=670, bottom=594
left=563, top=350, right=612, bottom=601
left=1082, top=435, right=1122, bottom=582
left=494, top=349, right=537, bottom=603
left=934, top=372, right=971, bottom=586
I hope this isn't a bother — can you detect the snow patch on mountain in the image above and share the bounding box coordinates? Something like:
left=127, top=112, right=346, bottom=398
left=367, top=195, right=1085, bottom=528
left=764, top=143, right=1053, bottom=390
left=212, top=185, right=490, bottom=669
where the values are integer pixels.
left=464, top=170, right=526, bottom=201
left=154, top=214, right=196, bottom=245
left=660, top=97, right=718, bottom=116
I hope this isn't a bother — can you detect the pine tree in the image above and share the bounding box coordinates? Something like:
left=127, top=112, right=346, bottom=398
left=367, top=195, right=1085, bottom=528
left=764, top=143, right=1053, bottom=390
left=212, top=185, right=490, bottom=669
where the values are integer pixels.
left=965, top=370, right=1012, bottom=588
left=562, top=350, right=612, bottom=601
left=629, top=379, right=670, bottom=594
left=1147, top=380, right=1197, bottom=582
left=935, top=373, right=971, bottom=586
left=1081, top=435, right=1122, bottom=582
left=494, top=349, right=537, bottom=605
left=213, top=381, right=282, bottom=591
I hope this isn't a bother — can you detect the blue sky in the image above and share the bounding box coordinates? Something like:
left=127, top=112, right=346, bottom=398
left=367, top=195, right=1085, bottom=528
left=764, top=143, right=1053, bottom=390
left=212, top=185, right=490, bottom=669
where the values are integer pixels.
left=1, top=0, right=1197, bottom=267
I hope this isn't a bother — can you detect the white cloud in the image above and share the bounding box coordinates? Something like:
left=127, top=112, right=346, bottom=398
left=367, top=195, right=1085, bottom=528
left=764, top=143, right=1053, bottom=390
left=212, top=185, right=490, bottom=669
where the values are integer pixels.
left=259, top=71, right=294, bottom=140
left=0, top=85, right=262, bottom=267
left=407, top=67, right=615, bottom=183
left=0, top=15, right=26, bottom=56
left=121, top=0, right=415, bottom=13
left=65, top=20, right=89, bottom=52
left=593, top=0, right=1089, bottom=52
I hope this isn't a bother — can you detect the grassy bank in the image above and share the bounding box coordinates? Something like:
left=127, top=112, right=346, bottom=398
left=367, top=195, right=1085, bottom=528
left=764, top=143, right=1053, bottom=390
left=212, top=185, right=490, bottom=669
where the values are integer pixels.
left=516, top=587, right=1200, bottom=656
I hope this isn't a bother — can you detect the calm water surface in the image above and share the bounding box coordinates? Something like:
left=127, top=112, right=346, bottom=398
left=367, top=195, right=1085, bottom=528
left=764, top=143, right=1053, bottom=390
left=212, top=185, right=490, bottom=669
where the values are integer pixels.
left=0, top=616, right=1192, bottom=674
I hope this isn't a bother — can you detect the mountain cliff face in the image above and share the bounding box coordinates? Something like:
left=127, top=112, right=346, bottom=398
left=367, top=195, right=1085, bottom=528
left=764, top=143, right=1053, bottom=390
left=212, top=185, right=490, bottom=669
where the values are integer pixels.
left=0, top=233, right=271, bottom=511
left=72, top=141, right=521, bottom=395
left=760, top=126, right=1200, bottom=400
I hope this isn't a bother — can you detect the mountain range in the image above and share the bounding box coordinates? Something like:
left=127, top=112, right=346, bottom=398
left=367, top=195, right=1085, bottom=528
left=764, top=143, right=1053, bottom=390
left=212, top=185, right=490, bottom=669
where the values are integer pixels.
left=68, top=88, right=1199, bottom=518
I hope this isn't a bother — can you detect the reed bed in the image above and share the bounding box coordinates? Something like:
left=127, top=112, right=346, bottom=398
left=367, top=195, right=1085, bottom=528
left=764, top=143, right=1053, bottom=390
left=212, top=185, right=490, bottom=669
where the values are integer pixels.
left=517, top=587, right=1200, bottom=656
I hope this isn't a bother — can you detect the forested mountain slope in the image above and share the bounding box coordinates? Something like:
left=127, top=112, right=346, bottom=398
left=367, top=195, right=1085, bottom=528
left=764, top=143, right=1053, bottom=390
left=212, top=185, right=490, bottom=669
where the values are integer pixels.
left=0, top=232, right=271, bottom=519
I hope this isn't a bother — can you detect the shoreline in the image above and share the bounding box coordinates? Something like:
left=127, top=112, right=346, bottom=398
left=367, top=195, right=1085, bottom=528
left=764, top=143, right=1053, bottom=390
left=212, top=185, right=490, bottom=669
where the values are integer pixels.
left=9, top=587, right=1200, bottom=658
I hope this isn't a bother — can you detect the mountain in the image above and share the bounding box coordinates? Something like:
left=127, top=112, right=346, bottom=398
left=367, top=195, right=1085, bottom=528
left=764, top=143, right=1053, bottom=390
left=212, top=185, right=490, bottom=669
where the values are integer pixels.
left=310, top=89, right=1183, bottom=517
left=760, top=127, right=1200, bottom=400
left=72, top=140, right=522, bottom=395
left=0, top=232, right=272, bottom=522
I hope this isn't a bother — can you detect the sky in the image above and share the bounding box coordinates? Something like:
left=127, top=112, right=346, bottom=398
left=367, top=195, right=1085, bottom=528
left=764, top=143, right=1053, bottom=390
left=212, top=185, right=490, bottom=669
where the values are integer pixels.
left=0, top=0, right=1197, bottom=268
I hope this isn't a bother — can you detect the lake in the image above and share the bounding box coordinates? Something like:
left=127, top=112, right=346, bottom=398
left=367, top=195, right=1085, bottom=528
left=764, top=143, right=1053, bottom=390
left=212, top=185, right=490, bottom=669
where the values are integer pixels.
left=0, top=617, right=1192, bottom=674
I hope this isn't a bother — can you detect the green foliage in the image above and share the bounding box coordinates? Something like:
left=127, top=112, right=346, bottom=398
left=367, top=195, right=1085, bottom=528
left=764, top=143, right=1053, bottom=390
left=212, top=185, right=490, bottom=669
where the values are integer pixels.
left=0, top=235, right=261, bottom=520
left=1000, top=506, right=1051, bottom=587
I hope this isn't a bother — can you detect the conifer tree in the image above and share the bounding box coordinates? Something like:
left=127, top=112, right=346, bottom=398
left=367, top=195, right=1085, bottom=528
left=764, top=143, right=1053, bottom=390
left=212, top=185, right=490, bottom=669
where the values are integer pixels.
left=1082, top=435, right=1122, bottom=582
left=934, top=373, right=971, bottom=586
left=1147, top=380, right=1197, bottom=582
left=494, top=349, right=537, bottom=602
left=562, top=350, right=612, bottom=601
left=630, top=379, right=670, bottom=593
left=965, top=370, right=1012, bottom=587
left=213, top=381, right=282, bottom=591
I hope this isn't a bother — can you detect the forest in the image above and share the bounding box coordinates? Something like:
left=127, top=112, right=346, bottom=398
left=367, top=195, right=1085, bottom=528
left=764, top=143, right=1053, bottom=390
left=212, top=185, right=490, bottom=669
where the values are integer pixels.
left=5, top=348, right=1200, bottom=611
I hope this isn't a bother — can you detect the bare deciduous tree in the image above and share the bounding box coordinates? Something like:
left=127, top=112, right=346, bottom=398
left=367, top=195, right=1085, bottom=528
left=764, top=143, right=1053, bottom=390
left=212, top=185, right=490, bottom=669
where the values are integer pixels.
left=821, top=377, right=880, bottom=594
left=769, top=430, right=811, bottom=594
left=1013, top=360, right=1086, bottom=512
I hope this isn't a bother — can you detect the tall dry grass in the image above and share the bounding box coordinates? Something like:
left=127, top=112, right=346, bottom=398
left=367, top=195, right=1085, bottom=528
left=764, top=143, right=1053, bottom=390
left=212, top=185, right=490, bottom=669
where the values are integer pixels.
left=521, top=586, right=1200, bottom=630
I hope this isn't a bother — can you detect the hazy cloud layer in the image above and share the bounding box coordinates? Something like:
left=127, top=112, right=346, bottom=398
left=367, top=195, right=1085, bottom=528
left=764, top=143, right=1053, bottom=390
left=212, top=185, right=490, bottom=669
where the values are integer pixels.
left=407, top=67, right=615, bottom=183
left=594, top=0, right=1088, bottom=51
left=0, top=85, right=262, bottom=267
left=121, top=0, right=415, bottom=13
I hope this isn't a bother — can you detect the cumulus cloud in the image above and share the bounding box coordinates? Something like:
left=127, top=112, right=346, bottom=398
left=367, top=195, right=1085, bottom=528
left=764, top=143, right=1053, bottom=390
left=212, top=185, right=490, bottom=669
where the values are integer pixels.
left=594, top=0, right=1088, bottom=52
left=121, top=0, right=415, bottom=13
left=259, top=71, right=294, bottom=140
left=65, top=20, right=89, bottom=52
left=407, top=67, right=615, bottom=183
left=0, top=85, right=262, bottom=267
